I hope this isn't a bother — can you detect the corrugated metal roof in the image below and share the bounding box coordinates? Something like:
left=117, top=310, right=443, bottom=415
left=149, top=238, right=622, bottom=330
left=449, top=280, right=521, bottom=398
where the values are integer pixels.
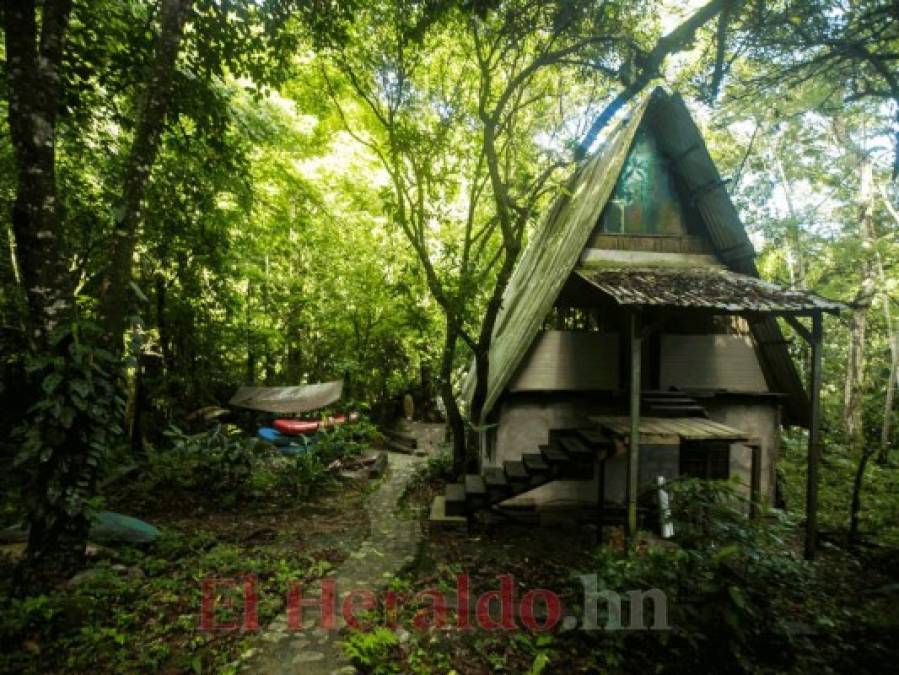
left=577, top=267, right=843, bottom=314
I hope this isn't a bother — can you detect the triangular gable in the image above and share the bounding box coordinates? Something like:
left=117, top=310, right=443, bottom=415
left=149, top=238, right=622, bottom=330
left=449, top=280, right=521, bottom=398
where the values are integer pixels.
left=461, top=94, right=652, bottom=418
left=644, top=92, right=809, bottom=426
left=466, top=88, right=810, bottom=427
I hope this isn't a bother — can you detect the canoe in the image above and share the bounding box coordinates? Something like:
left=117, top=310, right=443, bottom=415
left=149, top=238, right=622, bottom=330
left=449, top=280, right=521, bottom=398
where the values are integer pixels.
left=273, top=413, right=357, bottom=436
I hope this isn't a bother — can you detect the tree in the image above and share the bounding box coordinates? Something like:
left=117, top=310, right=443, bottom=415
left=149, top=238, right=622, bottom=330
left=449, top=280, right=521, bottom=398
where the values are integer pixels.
left=324, top=0, right=647, bottom=470
left=0, top=0, right=350, bottom=582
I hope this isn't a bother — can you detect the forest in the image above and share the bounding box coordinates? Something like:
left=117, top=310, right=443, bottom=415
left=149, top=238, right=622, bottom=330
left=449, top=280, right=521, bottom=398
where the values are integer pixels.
left=0, top=0, right=897, bottom=673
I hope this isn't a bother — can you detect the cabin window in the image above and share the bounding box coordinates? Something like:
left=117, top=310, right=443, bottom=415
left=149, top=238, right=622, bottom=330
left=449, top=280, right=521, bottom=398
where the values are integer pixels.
left=679, top=442, right=730, bottom=480
left=598, top=128, right=686, bottom=236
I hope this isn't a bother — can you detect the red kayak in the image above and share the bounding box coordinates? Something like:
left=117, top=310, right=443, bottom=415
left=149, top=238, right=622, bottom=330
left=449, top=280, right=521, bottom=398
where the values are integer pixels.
left=273, top=419, right=320, bottom=435
left=273, top=413, right=357, bottom=436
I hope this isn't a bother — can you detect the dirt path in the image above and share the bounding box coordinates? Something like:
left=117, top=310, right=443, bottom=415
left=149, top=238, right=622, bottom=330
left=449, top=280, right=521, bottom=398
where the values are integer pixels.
left=238, top=423, right=441, bottom=674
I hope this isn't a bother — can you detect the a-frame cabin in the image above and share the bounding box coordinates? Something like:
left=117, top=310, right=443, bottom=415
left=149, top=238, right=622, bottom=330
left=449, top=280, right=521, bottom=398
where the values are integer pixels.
left=431, top=88, right=840, bottom=557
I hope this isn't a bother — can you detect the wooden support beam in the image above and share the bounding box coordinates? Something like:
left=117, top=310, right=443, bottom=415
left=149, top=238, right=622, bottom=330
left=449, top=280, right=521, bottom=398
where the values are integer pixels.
left=749, top=443, right=762, bottom=519
left=805, top=311, right=823, bottom=560
left=627, top=312, right=642, bottom=545
left=597, top=458, right=606, bottom=545
left=784, top=314, right=814, bottom=344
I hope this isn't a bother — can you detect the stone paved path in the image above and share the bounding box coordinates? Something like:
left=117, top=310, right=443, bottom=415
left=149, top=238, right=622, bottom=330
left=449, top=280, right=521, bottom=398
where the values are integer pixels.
left=238, top=427, right=436, bottom=674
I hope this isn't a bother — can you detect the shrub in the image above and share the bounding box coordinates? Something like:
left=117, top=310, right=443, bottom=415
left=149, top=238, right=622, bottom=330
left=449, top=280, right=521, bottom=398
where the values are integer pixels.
left=149, top=425, right=256, bottom=503
left=313, top=415, right=378, bottom=464
left=588, top=478, right=811, bottom=672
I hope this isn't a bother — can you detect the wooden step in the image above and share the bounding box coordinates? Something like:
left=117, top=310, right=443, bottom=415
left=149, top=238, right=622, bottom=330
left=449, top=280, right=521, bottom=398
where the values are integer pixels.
left=642, top=391, right=693, bottom=399
left=540, top=443, right=569, bottom=465
left=483, top=467, right=509, bottom=490
left=557, top=435, right=593, bottom=462
left=428, top=496, right=467, bottom=530
left=522, top=453, right=550, bottom=475
left=465, top=474, right=486, bottom=496
left=646, top=404, right=708, bottom=417
left=576, top=428, right=610, bottom=450
left=445, top=483, right=467, bottom=517
left=504, top=460, right=529, bottom=484
left=465, top=474, right=487, bottom=507
left=540, top=444, right=585, bottom=479
left=643, top=395, right=696, bottom=404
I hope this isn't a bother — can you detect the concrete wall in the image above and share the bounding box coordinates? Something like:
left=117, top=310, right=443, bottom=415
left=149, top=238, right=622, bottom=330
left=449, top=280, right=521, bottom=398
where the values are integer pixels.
left=704, top=399, right=781, bottom=503
left=509, top=331, right=619, bottom=391
left=660, top=334, right=769, bottom=392
left=489, top=394, right=781, bottom=508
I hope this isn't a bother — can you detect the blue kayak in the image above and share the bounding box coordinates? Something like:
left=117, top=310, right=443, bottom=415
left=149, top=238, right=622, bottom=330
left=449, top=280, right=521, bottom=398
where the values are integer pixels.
left=258, top=426, right=290, bottom=446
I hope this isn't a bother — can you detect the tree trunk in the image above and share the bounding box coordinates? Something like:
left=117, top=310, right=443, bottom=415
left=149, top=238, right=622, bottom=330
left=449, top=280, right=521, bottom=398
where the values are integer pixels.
left=98, top=0, right=194, bottom=343
left=246, top=278, right=256, bottom=384
left=877, top=254, right=897, bottom=463
left=2, top=0, right=74, bottom=346
left=881, top=345, right=897, bottom=464
left=849, top=445, right=875, bottom=545
left=844, top=157, right=877, bottom=544
left=843, top=157, right=876, bottom=443
left=1, top=0, right=102, bottom=582
left=440, top=317, right=466, bottom=475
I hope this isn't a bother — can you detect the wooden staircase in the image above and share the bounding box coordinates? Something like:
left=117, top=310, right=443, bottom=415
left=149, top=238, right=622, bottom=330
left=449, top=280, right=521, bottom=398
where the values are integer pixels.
left=430, top=429, right=613, bottom=523
left=641, top=390, right=708, bottom=418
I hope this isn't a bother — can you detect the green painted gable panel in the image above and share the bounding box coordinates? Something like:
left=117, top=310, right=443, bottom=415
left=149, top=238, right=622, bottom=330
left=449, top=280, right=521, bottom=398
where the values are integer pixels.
left=598, top=127, right=687, bottom=236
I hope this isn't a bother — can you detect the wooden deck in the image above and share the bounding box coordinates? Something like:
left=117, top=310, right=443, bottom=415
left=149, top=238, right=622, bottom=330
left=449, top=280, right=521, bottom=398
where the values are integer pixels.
left=589, top=415, right=750, bottom=443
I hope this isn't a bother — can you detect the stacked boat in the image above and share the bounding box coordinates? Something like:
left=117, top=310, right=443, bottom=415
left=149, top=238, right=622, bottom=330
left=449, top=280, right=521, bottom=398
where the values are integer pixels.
left=257, top=413, right=358, bottom=455
left=228, top=380, right=354, bottom=456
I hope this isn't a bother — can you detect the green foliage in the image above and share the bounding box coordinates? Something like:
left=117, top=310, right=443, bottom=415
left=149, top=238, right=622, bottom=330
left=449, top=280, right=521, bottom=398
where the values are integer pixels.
left=779, top=431, right=899, bottom=547
left=341, top=627, right=401, bottom=674
left=150, top=425, right=257, bottom=502
left=11, top=320, right=122, bottom=537
left=589, top=479, right=811, bottom=672
left=313, top=415, right=378, bottom=463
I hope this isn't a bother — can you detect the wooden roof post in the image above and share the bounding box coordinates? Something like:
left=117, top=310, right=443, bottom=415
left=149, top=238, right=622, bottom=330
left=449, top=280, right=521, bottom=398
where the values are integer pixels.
left=805, top=310, right=824, bottom=560
left=627, top=311, right=642, bottom=547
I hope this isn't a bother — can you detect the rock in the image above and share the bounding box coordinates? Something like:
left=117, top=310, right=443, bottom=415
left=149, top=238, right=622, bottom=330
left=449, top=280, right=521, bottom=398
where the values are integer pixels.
left=65, top=568, right=103, bottom=589
left=330, top=667, right=357, bottom=675
left=0, top=543, right=26, bottom=562
left=0, top=524, right=27, bottom=543
left=84, top=543, right=116, bottom=559
left=368, top=451, right=388, bottom=478
left=292, top=650, right=325, bottom=663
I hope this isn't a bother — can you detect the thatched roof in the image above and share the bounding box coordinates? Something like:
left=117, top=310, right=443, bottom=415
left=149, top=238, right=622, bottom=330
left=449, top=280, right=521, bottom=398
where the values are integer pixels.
left=466, top=88, right=824, bottom=427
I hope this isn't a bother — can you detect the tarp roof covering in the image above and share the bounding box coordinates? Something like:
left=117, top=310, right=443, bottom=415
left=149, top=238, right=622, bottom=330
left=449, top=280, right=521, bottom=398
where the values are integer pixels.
left=577, top=267, right=843, bottom=314
left=229, top=380, right=343, bottom=414
left=465, top=88, right=830, bottom=427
